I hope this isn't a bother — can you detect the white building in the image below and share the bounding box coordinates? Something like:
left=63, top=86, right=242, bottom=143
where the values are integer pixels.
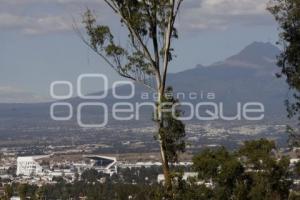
left=290, top=158, right=300, bottom=165
left=82, top=155, right=117, bottom=176
left=16, top=155, right=49, bottom=176
left=157, top=172, right=198, bottom=183
left=157, top=172, right=214, bottom=188
left=10, top=197, right=21, bottom=200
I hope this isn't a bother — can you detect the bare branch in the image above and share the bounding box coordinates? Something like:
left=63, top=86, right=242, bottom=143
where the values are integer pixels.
left=103, top=0, right=118, bottom=13
left=174, top=0, right=183, bottom=19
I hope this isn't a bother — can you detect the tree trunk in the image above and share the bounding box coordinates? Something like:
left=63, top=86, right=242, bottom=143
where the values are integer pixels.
left=159, top=137, right=172, bottom=191
left=157, top=90, right=172, bottom=196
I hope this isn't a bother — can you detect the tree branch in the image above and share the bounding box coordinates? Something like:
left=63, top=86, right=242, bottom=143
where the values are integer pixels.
left=73, top=24, right=155, bottom=91
left=161, top=0, right=176, bottom=94
left=104, top=0, right=161, bottom=87
left=174, top=0, right=183, bottom=19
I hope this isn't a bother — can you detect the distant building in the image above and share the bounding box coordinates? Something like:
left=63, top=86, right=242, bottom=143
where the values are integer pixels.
left=118, top=161, right=162, bottom=169
left=290, top=158, right=300, bottom=165
left=82, top=155, right=117, bottom=176
left=16, top=155, right=49, bottom=176
left=10, top=197, right=21, bottom=200
left=157, top=172, right=198, bottom=184
left=157, top=172, right=214, bottom=188
left=118, top=161, right=192, bottom=169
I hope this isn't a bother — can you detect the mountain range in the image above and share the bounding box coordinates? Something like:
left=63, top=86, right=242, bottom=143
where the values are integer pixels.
left=0, top=42, right=292, bottom=133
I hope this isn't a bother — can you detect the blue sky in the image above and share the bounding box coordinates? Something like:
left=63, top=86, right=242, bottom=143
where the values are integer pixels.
left=0, top=0, right=279, bottom=102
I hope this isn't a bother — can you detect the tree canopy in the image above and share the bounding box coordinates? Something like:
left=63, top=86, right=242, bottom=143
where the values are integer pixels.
left=268, top=0, right=300, bottom=123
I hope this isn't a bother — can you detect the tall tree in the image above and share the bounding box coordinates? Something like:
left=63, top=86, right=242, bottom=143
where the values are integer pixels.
left=81, top=0, right=184, bottom=194
left=267, top=0, right=300, bottom=143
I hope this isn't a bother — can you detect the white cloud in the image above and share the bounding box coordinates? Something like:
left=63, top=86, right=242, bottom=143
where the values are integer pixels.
left=0, top=0, right=103, bottom=5
left=0, top=13, right=74, bottom=34
left=0, top=0, right=275, bottom=34
left=0, top=13, right=25, bottom=28
left=24, top=15, right=73, bottom=35
left=0, top=0, right=108, bottom=35
left=178, top=0, right=274, bottom=32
